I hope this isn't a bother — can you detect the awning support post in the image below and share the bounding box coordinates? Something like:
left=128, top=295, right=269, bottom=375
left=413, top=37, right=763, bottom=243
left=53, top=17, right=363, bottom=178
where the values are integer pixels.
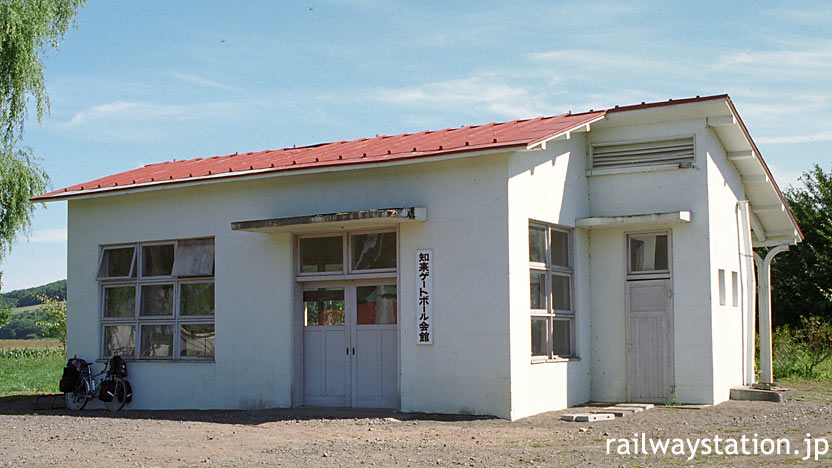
left=754, top=245, right=789, bottom=384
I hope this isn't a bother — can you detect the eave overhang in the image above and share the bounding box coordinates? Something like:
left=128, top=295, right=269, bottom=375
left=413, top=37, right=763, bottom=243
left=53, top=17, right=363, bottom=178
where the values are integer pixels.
left=232, top=207, right=428, bottom=233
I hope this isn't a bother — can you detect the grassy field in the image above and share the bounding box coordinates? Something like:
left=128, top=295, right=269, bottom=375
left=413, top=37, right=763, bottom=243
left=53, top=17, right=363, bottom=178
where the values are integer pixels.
left=0, top=339, right=64, bottom=396
left=0, top=339, right=62, bottom=349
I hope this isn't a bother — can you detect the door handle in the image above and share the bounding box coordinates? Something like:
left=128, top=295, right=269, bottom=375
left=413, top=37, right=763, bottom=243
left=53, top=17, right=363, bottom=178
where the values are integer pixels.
left=352, top=347, right=355, bottom=355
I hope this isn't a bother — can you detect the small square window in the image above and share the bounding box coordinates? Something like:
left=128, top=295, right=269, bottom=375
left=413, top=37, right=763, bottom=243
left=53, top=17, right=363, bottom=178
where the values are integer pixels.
left=180, top=283, right=215, bottom=316
left=351, top=232, right=396, bottom=270
left=303, top=288, right=345, bottom=326
left=550, top=230, right=569, bottom=268
left=356, top=285, right=397, bottom=325
left=552, top=320, right=571, bottom=357
left=629, top=234, right=669, bottom=273
left=104, top=286, right=136, bottom=318
left=140, top=324, right=174, bottom=358
left=98, top=247, right=136, bottom=279
left=530, top=271, right=546, bottom=310
left=731, top=271, right=739, bottom=307
left=300, top=236, right=343, bottom=273
left=140, top=284, right=174, bottom=317
left=180, top=324, right=215, bottom=358
left=529, top=226, right=546, bottom=263
left=718, top=269, right=726, bottom=306
left=103, top=325, right=135, bottom=357
left=551, top=274, right=571, bottom=312
left=142, top=244, right=174, bottom=277
left=171, top=239, right=214, bottom=277
left=531, top=318, right=547, bottom=357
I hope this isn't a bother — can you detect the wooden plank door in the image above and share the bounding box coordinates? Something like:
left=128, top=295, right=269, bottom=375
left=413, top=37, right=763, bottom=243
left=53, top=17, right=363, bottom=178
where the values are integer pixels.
left=351, top=284, right=398, bottom=408
left=626, top=279, right=673, bottom=402
left=302, top=287, right=348, bottom=406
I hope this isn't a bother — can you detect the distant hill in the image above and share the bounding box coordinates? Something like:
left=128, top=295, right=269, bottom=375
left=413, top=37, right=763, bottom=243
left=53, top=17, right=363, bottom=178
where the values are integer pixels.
left=0, top=279, right=67, bottom=309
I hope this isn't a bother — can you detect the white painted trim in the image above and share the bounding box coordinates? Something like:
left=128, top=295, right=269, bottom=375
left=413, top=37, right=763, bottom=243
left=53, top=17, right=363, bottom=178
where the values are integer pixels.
left=585, top=163, right=695, bottom=177
left=575, top=210, right=691, bottom=229
left=742, top=174, right=769, bottom=184
left=748, top=212, right=766, bottom=242
left=526, top=114, right=606, bottom=150
left=753, top=237, right=799, bottom=247
left=751, top=204, right=785, bottom=214
left=727, top=150, right=754, bottom=161
left=706, top=115, right=737, bottom=127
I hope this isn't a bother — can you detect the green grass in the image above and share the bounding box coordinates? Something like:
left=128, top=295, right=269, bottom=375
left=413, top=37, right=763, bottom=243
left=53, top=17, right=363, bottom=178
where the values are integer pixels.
left=0, top=340, right=65, bottom=396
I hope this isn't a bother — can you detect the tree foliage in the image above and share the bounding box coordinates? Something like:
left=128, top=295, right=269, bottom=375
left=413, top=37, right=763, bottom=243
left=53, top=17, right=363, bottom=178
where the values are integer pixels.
left=770, top=164, right=832, bottom=327
left=0, top=146, right=48, bottom=254
left=34, top=294, right=65, bottom=347
left=0, top=0, right=83, bottom=288
left=0, top=0, right=85, bottom=145
left=0, top=278, right=66, bottom=308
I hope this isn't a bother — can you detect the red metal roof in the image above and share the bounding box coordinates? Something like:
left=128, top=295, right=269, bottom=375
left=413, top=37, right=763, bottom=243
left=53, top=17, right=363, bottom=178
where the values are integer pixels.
left=33, top=95, right=730, bottom=201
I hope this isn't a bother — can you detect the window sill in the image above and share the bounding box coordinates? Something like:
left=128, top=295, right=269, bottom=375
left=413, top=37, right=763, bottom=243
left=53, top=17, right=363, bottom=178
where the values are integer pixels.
left=97, top=358, right=215, bottom=363
left=531, top=356, right=581, bottom=364
left=586, top=163, right=695, bottom=177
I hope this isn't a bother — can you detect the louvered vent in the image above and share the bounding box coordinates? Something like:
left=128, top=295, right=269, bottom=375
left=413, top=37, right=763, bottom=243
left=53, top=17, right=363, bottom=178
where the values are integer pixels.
left=591, top=137, right=694, bottom=170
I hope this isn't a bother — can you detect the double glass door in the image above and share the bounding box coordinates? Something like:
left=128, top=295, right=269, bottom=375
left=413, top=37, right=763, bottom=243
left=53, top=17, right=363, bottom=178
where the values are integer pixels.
left=302, top=281, right=398, bottom=408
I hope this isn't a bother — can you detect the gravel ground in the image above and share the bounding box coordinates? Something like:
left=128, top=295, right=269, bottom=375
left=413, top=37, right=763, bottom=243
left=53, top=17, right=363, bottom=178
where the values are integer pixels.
left=0, top=382, right=830, bottom=468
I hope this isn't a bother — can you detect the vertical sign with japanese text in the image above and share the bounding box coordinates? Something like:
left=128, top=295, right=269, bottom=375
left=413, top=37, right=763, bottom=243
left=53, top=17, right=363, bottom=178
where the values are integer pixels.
left=417, top=249, right=433, bottom=345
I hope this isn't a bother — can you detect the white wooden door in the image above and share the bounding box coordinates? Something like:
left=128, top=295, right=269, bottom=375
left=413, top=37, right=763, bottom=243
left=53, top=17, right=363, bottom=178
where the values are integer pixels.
left=626, top=280, right=673, bottom=402
left=351, top=284, right=398, bottom=408
left=303, top=283, right=398, bottom=408
left=302, top=287, right=348, bottom=406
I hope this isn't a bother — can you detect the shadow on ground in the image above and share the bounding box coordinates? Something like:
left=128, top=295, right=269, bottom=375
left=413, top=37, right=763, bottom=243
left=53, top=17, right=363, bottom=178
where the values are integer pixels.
left=0, top=393, right=495, bottom=425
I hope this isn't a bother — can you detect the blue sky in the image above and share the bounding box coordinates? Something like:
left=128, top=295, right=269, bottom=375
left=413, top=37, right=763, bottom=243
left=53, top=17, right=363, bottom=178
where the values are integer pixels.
left=2, top=0, right=831, bottom=291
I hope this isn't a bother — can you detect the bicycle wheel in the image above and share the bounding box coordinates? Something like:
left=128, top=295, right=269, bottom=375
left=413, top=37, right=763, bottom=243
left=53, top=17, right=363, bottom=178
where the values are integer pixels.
left=65, top=378, right=89, bottom=410
left=103, top=378, right=127, bottom=411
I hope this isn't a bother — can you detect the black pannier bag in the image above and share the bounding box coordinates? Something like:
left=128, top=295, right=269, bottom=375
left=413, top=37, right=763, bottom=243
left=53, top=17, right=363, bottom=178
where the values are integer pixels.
left=108, top=355, right=128, bottom=377
left=98, top=379, right=115, bottom=402
left=59, top=359, right=81, bottom=393
left=120, top=379, right=133, bottom=404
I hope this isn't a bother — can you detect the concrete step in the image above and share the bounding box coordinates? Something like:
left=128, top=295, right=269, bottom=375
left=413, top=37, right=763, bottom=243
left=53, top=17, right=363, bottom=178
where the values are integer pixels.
left=730, top=385, right=788, bottom=403
left=561, top=413, right=616, bottom=422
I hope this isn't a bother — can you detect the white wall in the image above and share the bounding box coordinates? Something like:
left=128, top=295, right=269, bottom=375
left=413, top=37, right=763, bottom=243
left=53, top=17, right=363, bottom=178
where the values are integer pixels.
left=67, top=154, right=514, bottom=416
left=704, top=128, right=746, bottom=402
left=506, top=135, right=593, bottom=420
left=586, top=119, right=717, bottom=404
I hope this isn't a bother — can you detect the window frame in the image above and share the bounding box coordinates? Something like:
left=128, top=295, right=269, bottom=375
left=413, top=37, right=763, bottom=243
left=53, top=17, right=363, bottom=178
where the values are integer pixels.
left=626, top=231, right=672, bottom=280
left=529, top=221, right=576, bottom=361
left=99, top=238, right=215, bottom=361
left=97, top=246, right=137, bottom=281
left=295, top=228, right=398, bottom=280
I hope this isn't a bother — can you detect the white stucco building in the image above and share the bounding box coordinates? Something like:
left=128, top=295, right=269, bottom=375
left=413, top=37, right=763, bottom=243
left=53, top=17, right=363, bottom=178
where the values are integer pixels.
left=36, top=94, right=801, bottom=420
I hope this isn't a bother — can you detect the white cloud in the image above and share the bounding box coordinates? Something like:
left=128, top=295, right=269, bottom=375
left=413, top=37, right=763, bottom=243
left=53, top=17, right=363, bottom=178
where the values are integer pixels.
left=170, top=72, right=231, bottom=89
left=26, top=228, right=67, bottom=244
left=529, top=49, right=667, bottom=72
left=374, top=75, right=550, bottom=119
left=716, top=43, right=832, bottom=79
left=756, top=130, right=832, bottom=144
left=59, top=100, right=238, bottom=129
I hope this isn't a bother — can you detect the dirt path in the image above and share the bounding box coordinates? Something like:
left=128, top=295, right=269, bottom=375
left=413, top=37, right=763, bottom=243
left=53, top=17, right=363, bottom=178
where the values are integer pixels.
left=0, top=382, right=830, bottom=467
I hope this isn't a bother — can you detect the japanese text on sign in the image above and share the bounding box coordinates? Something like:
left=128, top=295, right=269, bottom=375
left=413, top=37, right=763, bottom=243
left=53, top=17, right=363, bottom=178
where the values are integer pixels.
left=417, top=249, right=433, bottom=345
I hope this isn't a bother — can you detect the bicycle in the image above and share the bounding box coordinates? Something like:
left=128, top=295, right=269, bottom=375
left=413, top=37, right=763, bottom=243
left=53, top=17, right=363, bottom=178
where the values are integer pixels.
left=64, top=356, right=132, bottom=411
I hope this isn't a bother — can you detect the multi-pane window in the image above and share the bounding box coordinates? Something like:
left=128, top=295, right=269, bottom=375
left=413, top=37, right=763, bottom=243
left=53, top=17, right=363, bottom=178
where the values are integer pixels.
left=297, top=230, right=396, bottom=276
left=529, top=223, right=574, bottom=359
left=99, top=238, right=215, bottom=360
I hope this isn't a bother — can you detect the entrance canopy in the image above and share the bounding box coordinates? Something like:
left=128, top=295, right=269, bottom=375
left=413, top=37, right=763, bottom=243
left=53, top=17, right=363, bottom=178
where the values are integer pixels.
left=231, top=207, right=427, bottom=233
